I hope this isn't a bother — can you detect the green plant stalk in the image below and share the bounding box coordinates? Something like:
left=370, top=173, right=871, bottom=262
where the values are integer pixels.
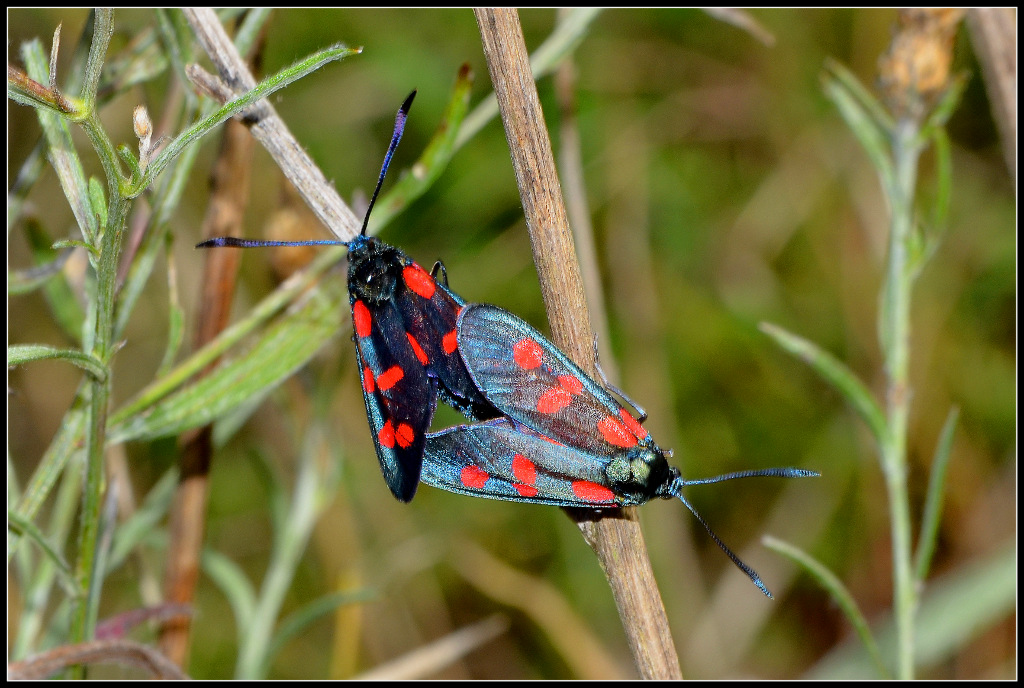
left=880, top=118, right=922, bottom=680
left=69, top=25, right=130, bottom=645
left=71, top=187, right=129, bottom=649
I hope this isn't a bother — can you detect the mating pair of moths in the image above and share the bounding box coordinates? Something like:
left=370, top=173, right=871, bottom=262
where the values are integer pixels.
left=199, top=91, right=816, bottom=597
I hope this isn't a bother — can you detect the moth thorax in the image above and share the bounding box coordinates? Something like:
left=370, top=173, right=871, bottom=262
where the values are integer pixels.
left=604, top=444, right=670, bottom=495
left=348, top=238, right=404, bottom=303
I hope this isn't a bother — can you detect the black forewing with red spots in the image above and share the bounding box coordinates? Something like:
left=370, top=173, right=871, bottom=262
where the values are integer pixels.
left=348, top=240, right=497, bottom=502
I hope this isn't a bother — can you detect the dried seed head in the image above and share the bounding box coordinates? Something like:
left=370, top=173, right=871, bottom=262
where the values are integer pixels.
left=133, top=104, right=152, bottom=141
left=878, top=8, right=965, bottom=118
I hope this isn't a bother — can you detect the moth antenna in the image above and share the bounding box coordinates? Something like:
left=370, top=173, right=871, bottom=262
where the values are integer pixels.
left=591, top=335, right=648, bottom=424
left=672, top=484, right=773, bottom=598
left=668, top=468, right=817, bottom=596
left=360, top=90, right=416, bottom=237
left=679, top=467, right=819, bottom=487
left=197, top=90, right=417, bottom=251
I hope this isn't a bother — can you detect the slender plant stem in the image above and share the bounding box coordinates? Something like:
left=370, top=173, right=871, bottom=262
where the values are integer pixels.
left=881, top=118, right=921, bottom=680
left=71, top=188, right=129, bottom=648
left=66, top=13, right=126, bottom=654
left=473, top=8, right=681, bottom=679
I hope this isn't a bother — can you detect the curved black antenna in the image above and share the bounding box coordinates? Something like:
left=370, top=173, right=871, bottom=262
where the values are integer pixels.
left=196, top=90, right=417, bottom=250
left=361, top=89, right=415, bottom=236
left=670, top=468, right=819, bottom=597
left=674, top=489, right=773, bottom=598
left=680, top=467, right=819, bottom=487
left=591, top=335, right=648, bottom=424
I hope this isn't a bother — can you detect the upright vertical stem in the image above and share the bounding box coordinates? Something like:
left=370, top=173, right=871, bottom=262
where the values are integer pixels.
left=880, top=119, right=920, bottom=679
left=473, top=8, right=681, bottom=679
left=71, top=181, right=129, bottom=648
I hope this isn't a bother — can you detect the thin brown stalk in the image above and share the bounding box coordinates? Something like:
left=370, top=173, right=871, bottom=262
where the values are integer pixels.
left=473, top=8, right=682, bottom=680
left=965, top=8, right=1016, bottom=180
left=158, top=101, right=256, bottom=668
left=182, top=7, right=361, bottom=241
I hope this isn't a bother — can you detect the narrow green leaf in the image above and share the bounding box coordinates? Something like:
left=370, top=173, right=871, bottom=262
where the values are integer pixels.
left=914, top=407, right=958, bottom=582
left=262, top=589, right=377, bottom=677
left=6, top=509, right=81, bottom=598
left=760, top=322, right=888, bottom=447
left=919, top=73, right=969, bottom=142
left=110, top=245, right=345, bottom=424
left=107, top=274, right=347, bottom=444
left=8, top=344, right=106, bottom=381
left=9, top=402, right=86, bottom=554
left=88, top=176, right=107, bottom=228
left=822, top=60, right=895, bottom=195
left=21, top=39, right=97, bottom=244
left=133, top=43, right=360, bottom=196
left=118, top=143, right=142, bottom=182
left=764, top=536, right=889, bottom=678
left=80, top=8, right=114, bottom=112
left=368, top=63, right=475, bottom=234
left=201, top=547, right=257, bottom=637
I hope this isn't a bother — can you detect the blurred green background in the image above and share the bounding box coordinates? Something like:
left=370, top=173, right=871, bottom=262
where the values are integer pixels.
left=8, top=8, right=1015, bottom=679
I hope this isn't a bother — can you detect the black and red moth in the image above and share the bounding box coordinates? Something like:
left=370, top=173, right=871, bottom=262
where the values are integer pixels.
left=420, top=303, right=818, bottom=597
left=198, top=91, right=497, bottom=502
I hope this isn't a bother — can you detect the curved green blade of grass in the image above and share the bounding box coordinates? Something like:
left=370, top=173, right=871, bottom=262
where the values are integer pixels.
left=8, top=344, right=107, bottom=381
left=201, top=546, right=257, bottom=641
left=913, top=407, right=958, bottom=582
left=261, top=588, right=377, bottom=678
left=822, top=58, right=895, bottom=194
left=764, top=535, right=889, bottom=678
left=7, top=509, right=81, bottom=599
left=760, top=322, right=888, bottom=448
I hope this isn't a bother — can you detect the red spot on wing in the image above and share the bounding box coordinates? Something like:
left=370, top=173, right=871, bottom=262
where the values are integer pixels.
left=353, top=300, right=372, bottom=338
left=378, top=420, right=395, bottom=448
left=619, top=408, right=648, bottom=439
left=407, top=332, right=429, bottom=365
left=513, top=338, right=543, bottom=370
left=572, top=480, right=616, bottom=502
left=442, top=329, right=458, bottom=354
left=537, top=387, right=572, bottom=414
left=403, top=264, right=436, bottom=299
left=514, top=483, right=538, bottom=498
left=461, top=465, right=489, bottom=489
left=558, top=374, right=583, bottom=395
left=362, top=366, right=375, bottom=393
left=376, top=365, right=404, bottom=391
left=394, top=422, right=415, bottom=448
left=597, top=416, right=638, bottom=448
left=512, top=454, right=537, bottom=486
